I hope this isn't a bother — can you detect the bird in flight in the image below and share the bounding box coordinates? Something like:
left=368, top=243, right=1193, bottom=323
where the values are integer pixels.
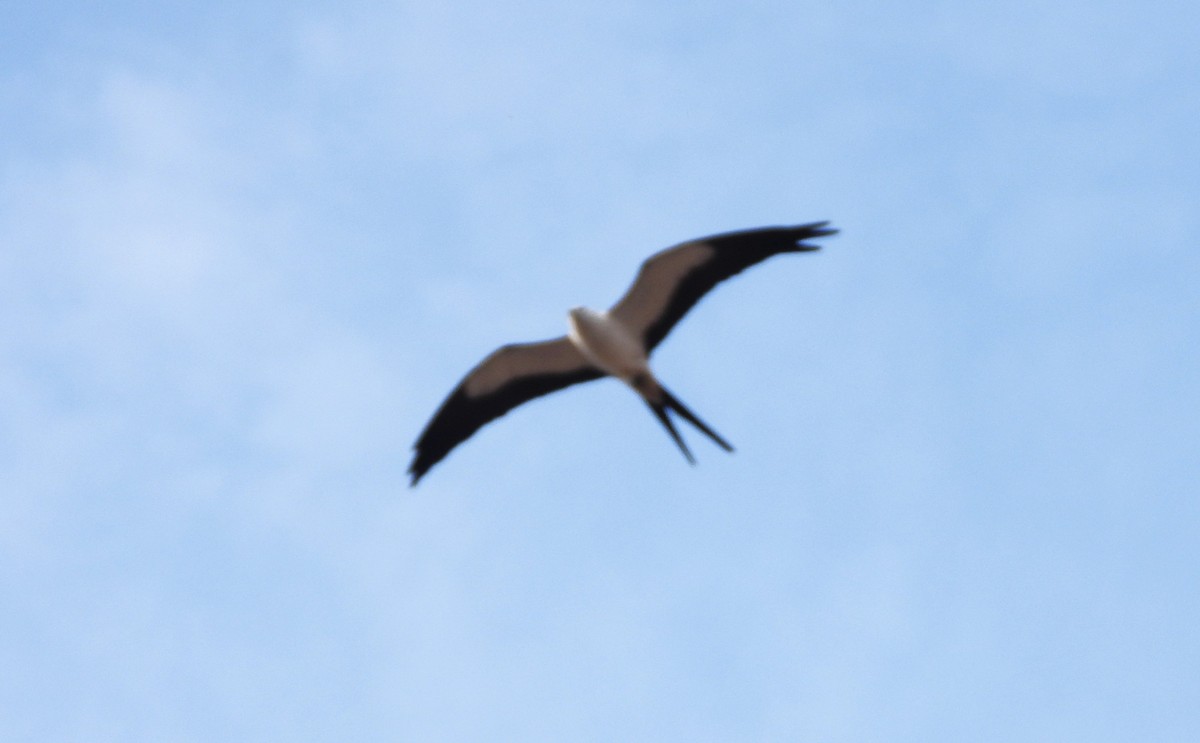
left=409, top=222, right=837, bottom=485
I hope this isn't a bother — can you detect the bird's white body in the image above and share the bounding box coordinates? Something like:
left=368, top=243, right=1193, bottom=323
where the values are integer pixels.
left=566, top=307, right=650, bottom=385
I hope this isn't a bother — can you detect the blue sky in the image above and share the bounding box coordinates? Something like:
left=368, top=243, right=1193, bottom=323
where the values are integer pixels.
left=2, top=1, right=1198, bottom=740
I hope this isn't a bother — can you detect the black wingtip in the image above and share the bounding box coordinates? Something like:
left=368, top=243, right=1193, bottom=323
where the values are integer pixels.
left=408, top=447, right=431, bottom=487
left=792, top=221, right=839, bottom=250
left=796, top=219, right=838, bottom=234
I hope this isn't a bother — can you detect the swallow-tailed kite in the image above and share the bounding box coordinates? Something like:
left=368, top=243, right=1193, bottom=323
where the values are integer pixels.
left=409, top=222, right=837, bottom=485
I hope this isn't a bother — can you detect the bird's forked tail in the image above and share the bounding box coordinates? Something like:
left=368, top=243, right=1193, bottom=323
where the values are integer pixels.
left=644, top=384, right=734, bottom=464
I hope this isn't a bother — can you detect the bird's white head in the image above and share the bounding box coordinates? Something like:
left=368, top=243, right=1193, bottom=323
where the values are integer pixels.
left=567, top=306, right=603, bottom=345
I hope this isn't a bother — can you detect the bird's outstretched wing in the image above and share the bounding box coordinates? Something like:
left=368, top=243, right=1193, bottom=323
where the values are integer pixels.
left=608, top=222, right=837, bottom=352
left=409, top=337, right=603, bottom=485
